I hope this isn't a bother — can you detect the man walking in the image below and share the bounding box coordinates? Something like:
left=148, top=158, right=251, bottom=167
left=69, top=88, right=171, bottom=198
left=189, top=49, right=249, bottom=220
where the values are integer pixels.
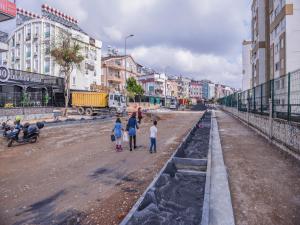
left=127, top=112, right=139, bottom=151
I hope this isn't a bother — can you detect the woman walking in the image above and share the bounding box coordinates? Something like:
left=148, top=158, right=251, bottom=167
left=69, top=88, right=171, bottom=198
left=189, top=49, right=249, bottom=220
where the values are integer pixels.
left=137, top=107, right=143, bottom=124
left=127, top=112, right=139, bottom=151
left=112, top=118, right=123, bottom=152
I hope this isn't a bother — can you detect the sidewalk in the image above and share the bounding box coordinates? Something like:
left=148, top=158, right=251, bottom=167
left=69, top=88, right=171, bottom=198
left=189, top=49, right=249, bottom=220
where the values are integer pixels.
left=216, top=110, right=300, bottom=225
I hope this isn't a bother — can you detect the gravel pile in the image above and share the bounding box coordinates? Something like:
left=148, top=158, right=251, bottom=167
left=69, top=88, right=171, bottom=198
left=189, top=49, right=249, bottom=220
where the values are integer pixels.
left=127, top=172, right=205, bottom=225
left=176, top=112, right=211, bottom=159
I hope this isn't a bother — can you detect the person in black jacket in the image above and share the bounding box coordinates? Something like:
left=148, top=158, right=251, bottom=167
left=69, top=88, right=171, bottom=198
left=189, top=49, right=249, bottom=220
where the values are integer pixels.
left=126, top=112, right=139, bottom=151
left=137, top=107, right=143, bottom=124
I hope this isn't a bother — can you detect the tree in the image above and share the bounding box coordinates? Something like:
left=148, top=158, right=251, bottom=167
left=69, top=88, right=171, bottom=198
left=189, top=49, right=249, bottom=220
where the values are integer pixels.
left=126, top=77, right=144, bottom=103
left=50, top=33, right=84, bottom=116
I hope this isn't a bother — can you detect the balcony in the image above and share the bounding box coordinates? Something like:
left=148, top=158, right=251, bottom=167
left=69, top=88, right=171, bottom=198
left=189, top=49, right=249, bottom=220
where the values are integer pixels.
left=26, top=33, right=31, bottom=41
left=33, top=33, right=39, bottom=40
left=107, top=75, right=122, bottom=83
left=45, top=48, right=50, bottom=55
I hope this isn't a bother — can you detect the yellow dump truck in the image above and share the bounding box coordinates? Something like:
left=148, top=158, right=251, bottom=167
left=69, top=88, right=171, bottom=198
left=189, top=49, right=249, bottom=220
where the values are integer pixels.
left=72, top=91, right=126, bottom=116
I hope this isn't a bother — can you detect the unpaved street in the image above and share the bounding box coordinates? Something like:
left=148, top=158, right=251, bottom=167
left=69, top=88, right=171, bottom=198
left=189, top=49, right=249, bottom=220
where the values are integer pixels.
left=217, top=111, right=300, bottom=225
left=0, top=111, right=202, bottom=225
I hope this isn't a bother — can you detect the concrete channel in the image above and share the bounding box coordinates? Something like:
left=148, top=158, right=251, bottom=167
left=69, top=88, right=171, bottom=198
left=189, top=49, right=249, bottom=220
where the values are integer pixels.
left=120, top=111, right=213, bottom=225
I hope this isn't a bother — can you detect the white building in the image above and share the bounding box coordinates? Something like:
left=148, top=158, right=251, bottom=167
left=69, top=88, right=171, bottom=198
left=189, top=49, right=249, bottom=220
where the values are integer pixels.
left=242, top=40, right=252, bottom=90
left=251, top=0, right=270, bottom=87
left=270, top=0, right=300, bottom=78
left=1, top=5, right=102, bottom=91
left=138, top=73, right=167, bottom=97
left=208, top=83, right=215, bottom=99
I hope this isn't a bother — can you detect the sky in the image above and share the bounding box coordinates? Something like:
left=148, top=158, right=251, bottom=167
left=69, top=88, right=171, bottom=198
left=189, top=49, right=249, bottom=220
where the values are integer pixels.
left=1, top=0, right=252, bottom=88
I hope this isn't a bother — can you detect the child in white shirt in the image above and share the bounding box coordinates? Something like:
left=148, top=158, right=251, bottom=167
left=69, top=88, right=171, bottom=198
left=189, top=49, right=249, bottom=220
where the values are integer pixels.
left=149, top=120, right=158, bottom=153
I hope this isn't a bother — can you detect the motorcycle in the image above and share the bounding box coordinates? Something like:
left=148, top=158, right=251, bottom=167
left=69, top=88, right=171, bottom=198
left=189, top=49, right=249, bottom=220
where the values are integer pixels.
left=1, top=119, right=13, bottom=137
left=2, top=121, right=44, bottom=147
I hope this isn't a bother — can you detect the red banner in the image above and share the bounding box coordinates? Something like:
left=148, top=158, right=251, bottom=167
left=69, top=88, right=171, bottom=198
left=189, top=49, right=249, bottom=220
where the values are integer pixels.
left=0, top=0, right=16, bottom=17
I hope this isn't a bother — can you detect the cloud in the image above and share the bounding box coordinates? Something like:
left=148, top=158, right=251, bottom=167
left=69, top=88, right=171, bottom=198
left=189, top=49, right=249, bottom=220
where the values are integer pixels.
left=131, top=45, right=242, bottom=87
left=2, top=0, right=251, bottom=88
left=103, top=26, right=123, bottom=42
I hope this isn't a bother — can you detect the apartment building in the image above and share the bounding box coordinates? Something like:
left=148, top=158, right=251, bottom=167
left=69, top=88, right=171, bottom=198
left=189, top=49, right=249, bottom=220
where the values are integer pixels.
left=138, top=73, right=167, bottom=97
left=166, top=77, right=179, bottom=98
left=269, top=0, right=300, bottom=79
left=1, top=4, right=102, bottom=91
left=251, top=0, right=270, bottom=87
left=189, top=80, right=202, bottom=102
left=242, top=40, right=253, bottom=90
left=208, top=83, right=216, bottom=100
left=176, top=76, right=191, bottom=99
left=101, top=55, right=143, bottom=93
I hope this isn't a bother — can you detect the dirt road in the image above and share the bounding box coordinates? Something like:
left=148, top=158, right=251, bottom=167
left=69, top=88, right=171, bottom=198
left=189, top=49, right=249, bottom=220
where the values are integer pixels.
left=217, top=110, right=300, bottom=225
left=0, top=111, right=202, bottom=225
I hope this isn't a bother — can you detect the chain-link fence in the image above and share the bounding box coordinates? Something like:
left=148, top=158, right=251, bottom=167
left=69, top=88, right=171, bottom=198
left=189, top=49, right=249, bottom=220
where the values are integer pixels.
left=219, top=69, right=300, bottom=122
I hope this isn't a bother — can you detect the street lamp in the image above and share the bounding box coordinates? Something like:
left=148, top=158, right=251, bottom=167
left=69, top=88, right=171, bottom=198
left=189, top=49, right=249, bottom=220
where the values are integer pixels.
left=164, top=66, right=170, bottom=107
left=124, top=34, right=134, bottom=89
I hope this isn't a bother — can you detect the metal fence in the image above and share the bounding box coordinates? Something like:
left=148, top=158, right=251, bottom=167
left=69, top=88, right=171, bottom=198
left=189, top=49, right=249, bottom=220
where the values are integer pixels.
left=0, top=91, right=65, bottom=108
left=219, top=69, right=300, bottom=122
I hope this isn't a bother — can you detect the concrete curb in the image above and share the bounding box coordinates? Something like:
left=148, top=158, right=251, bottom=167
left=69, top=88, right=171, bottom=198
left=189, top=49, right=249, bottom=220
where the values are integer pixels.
left=209, top=110, right=235, bottom=225
left=200, top=110, right=213, bottom=225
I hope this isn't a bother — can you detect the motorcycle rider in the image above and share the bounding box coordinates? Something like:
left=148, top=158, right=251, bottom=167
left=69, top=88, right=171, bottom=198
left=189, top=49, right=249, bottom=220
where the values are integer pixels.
left=12, top=116, right=22, bottom=139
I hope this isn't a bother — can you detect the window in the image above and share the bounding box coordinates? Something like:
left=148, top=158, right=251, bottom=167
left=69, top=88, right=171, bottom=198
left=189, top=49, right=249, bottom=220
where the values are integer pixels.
left=16, top=48, right=20, bottom=57
left=34, top=58, right=38, bottom=72
left=34, top=44, right=38, bottom=54
left=275, top=62, right=280, bottom=71
left=26, top=44, right=31, bottom=58
left=44, top=58, right=50, bottom=73
left=280, top=38, right=284, bottom=49
left=26, top=25, right=31, bottom=41
left=281, top=58, right=284, bottom=69
left=26, top=60, right=31, bottom=71
left=275, top=44, right=279, bottom=54
left=73, top=76, right=76, bottom=85
left=44, top=23, right=50, bottom=38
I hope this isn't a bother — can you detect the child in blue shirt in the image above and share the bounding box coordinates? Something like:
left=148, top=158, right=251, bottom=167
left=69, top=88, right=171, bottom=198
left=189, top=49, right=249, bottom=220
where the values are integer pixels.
left=112, top=118, right=123, bottom=152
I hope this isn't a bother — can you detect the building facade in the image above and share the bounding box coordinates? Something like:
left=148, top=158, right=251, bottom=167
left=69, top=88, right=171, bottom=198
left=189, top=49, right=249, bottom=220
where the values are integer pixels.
left=269, top=0, right=300, bottom=79
left=1, top=5, right=102, bottom=91
left=208, top=83, right=216, bottom=100
left=176, top=76, right=191, bottom=99
left=138, top=73, right=167, bottom=97
left=101, top=55, right=143, bottom=93
left=251, top=0, right=270, bottom=87
left=166, top=77, right=179, bottom=98
left=189, top=80, right=202, bottom=101
left=242, top=40, right=253, bottom=90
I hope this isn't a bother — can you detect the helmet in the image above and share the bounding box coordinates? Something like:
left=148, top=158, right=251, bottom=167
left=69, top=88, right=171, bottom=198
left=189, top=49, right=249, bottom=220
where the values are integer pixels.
left=15, top=116, right=22, bottom=122
left=36, top=122, right=44, bottom=129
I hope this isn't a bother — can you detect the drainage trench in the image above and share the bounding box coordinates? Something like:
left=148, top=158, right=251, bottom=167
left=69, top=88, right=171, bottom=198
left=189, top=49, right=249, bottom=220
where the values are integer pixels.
left=122, top=111, right=212, bottom=225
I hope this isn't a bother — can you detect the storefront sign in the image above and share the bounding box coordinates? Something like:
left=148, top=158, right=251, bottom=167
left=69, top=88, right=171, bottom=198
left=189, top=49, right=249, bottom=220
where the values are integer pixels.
left=0, top=65, right=10, bottom=82
left=0, top=0, right=16, bottom=17
left=9, top=70, right=42, bottom=83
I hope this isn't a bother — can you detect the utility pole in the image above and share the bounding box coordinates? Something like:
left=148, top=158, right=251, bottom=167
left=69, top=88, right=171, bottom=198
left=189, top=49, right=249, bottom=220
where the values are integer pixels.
left=124, top=34, right=134, bottom=90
